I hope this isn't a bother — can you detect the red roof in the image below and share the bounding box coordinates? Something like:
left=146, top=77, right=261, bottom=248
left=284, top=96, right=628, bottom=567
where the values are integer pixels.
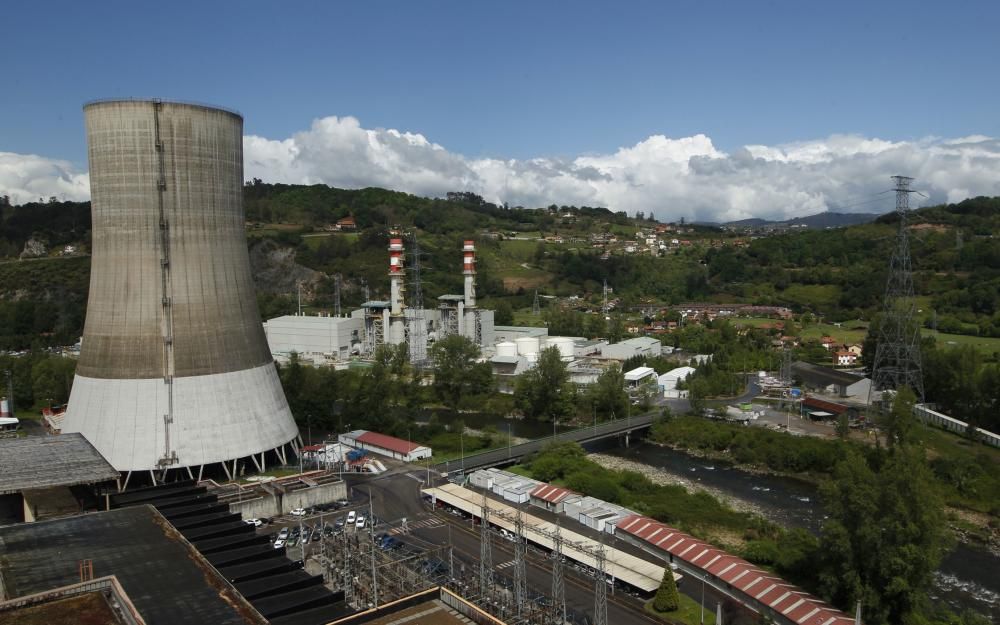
left=802, top=396, right=849, bottom=414
left=616, top=514, right=857, bottom=625
left=529, top=484, right=576, bottom=504
left=302, top=444, right=325, bottom=452
left=355, top=431, right=421, bottom=455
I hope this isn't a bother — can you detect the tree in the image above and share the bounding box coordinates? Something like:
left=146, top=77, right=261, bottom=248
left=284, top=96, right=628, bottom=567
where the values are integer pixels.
left=607, top=315, right=626, bottom=344
left=431, top=335, right=489, bottom=407
left=494, top=300, right=514, bottom=326
left=817, top=447, right=950, bottom=625
left=515, top=346, right=572, bottom=421
left=835, top=412, right=850, bottom=440
left=652, top=568, right=680, bottom=612
left=882, top=386, right=917, bottom=448
left=589, top=364, right=628, bottom=419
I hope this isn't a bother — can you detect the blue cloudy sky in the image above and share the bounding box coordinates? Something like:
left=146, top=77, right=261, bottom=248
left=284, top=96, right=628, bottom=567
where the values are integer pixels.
left=2, top=1, right=999, bottom=221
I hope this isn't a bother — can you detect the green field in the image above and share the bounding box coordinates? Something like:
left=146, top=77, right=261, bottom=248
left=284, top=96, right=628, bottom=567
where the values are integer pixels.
left=737, top=317, right=1000, bottom=355
left=645, top=593, right=716, bottom=625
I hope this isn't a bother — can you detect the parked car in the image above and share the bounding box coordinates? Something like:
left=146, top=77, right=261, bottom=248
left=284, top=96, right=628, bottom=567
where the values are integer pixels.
left=334, top=518, right=345, bottom=531
left=273, top=538, right=286, bottom=549
left=244, top=518, right=263, bottom=528
left=346, top=511, right=356, bottom=524
left=290, top=508, right=307, bottom=516
left=355, top=515, right=366, bottom=529
left=277, top=527, right=290, bottom=540
left=312, top=526, right=322, bottom=542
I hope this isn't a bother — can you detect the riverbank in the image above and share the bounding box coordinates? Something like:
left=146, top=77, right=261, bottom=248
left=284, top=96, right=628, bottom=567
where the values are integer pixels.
left=588, top=453, right=771, bottom=521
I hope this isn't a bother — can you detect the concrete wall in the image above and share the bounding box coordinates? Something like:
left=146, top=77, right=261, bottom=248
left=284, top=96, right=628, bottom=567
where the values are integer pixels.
left=228, top=494, right=281, bottom=519
left=282, top=481, right=347, bottom=512
left=226, top=480, right=347, bottom=517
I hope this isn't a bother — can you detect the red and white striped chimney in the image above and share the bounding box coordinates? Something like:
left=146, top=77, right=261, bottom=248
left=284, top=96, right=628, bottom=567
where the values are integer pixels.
left=389, top=238, right=405, bottom=315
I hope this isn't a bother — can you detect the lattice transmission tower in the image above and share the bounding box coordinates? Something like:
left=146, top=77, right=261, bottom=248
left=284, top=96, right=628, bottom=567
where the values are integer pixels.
left=479, top=490, right=494, bottom=601
left=408, top=232, right=428, bottom=365
left=869, top=175, right=924, bottom=408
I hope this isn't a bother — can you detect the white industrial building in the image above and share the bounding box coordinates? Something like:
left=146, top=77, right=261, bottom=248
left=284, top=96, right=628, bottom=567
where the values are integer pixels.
left=658, top=366, right=696, bottom=398
left=338, top=430, right=432, bottom=462
left=263, top=314, right=363, bottom=362
left=623, top=366, right=657, bottom=387
left=601, top=336, right=662, bottom=360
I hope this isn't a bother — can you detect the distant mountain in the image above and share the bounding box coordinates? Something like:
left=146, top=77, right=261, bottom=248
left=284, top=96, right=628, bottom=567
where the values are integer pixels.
left=723, top=211, right=882, bottom=229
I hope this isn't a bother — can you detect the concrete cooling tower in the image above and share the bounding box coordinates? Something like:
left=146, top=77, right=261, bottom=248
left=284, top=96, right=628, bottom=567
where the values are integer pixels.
left=64, top=100, right=300, bottom=485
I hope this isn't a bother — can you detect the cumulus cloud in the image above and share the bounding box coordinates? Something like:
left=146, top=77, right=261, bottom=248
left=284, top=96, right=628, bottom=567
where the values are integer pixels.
left=243, top=118, right=1000, bottom=222
left=5, top=117, right=1000, bottom=222
left=0, top=152, right=90, bottom=205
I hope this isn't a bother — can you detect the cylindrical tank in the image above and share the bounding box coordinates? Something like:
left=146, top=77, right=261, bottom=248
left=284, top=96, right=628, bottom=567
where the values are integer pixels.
left=496, top=341, right=517, bottom=358
left=545, top=336, right=576, bottom=361
left=64, top=99, right=299, bottom=477
left=515, top=336, right=540, bottom=356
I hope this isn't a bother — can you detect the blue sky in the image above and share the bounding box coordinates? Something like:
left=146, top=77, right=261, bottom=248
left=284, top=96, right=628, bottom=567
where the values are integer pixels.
left=3, top=1, right=999, bottom=220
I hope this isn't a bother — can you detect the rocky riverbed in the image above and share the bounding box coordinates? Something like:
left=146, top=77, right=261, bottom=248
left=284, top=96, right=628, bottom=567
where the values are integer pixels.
left=588, top=453, right=773, bottom=520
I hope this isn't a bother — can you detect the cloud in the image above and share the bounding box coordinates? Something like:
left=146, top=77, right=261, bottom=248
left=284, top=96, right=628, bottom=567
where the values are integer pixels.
left=243, top=119, right=1000, bottom=222
left=0, top=152, right=90, bottom=205
left=5, top=118, right=1000, bottom=223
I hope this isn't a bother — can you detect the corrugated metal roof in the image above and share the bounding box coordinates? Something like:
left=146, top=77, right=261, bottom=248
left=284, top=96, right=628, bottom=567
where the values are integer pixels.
left=616, top=514, right=859, bottom=625
left=530, top=484, right=577, bottom=504
left=355, top=431, right=422, bottom=454
left=0, top=433, right=119, bottom=493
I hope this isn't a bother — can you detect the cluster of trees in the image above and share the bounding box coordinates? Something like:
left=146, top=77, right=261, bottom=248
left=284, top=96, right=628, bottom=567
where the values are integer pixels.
left=513, top=346, right=630, bottom=423
left=651, top=416, right=848, bottom=475
left=0, top=198, right=91, bottom=260
left=0, top=352, right=77, bottom=411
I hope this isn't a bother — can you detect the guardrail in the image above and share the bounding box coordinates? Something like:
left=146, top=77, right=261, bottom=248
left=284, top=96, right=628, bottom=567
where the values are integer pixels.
left=0, top=575, right=146, bottom=625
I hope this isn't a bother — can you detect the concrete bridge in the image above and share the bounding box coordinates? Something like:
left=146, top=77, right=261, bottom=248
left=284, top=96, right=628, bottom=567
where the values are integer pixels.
left=434, top=412, right=656, bottom=474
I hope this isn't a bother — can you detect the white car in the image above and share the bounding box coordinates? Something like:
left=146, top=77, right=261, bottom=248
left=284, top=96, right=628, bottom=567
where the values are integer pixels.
left=273, top=538, right=286, bottom=549
left=346, top=511, right=356, bottom=524
left=355, top=515, right=366, bottom=529
left=244, top=518, right=263, bottom=527
left=290, top=508, right=307, bottom=516
left=277, top=527, right=290, bottom=540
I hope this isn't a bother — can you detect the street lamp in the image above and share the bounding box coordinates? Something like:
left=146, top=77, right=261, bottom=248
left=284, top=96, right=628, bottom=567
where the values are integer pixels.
left=700, top=573, right=706, bottom=625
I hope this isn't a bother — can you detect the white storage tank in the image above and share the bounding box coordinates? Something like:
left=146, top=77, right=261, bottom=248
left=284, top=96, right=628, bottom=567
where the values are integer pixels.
left=496, top=341, right=518, bottom=358
left=545, top=337, right=576, bottom=361
left=515, top=336, right=540, bottom=356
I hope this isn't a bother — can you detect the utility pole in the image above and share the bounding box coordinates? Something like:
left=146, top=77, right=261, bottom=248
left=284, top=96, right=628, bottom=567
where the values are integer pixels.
left=513, top=508, right=527, bottom=617
left=479, top=490, right=493, bottom=601
left=869, top=175, right=925, bottom=412
left=602, top=279, right=610, bottom=315
left=551, top=518, right=566, bottom=624
left=369, top=489, right=378, bottom=607
left=333, top=274, right=342, bottom=317
left=594, top=538, right=608, bottom=625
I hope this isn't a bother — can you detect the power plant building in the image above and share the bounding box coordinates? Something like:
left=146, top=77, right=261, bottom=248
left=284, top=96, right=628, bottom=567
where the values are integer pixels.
left=263, top=314, right=363, bottom=362
left=64, top=100, right=300, bottom=485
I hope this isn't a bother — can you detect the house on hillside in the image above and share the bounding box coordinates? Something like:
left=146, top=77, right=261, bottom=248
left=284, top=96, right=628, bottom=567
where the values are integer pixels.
left=834, top=350, right=857, bottom=366
left=336, top=215, right=357, bottom=231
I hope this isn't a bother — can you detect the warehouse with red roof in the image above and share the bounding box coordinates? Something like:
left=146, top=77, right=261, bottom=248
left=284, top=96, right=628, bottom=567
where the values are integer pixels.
left=616, top=514, right=858, bottom=625
left=338, top=430, right=432, bottom=462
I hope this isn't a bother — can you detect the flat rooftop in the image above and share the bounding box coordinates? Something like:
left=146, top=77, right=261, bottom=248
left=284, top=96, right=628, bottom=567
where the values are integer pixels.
left=0, top=591, right=123, bottom=625
left=0, top=433, right=119, bottom=494
left=0, top=505, right=266, bottom=625
left=360, top=600, right=468, bottom=625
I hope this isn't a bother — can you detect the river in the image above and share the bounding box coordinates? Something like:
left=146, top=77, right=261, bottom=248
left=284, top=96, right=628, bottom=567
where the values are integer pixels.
left=605, top=442, right=999, bottom=622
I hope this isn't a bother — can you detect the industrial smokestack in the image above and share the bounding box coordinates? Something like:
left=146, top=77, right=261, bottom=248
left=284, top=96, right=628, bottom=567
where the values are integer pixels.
left=463, top=239, right=476, bottom=308
left=389, top=238, right=405, bottom=316
left=64, top=100, right=299, bottom=483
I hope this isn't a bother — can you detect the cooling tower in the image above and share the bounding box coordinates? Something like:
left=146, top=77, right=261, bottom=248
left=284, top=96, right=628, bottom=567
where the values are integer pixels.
left=64, top=99, right=300, bottom=483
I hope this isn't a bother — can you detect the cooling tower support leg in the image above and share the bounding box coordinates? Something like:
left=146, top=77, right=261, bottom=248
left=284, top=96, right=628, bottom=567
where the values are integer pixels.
left=251, top=454, right=262, bottom=472
left=197, top=464, right=205, bottom=483
left=221, top=462, right=232, bottom=481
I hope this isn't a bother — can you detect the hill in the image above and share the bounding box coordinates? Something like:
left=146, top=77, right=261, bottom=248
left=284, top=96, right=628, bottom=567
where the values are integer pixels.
left=723, top=211, right=881, bottom=229
left=1, top=185, right=998, bottom=348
